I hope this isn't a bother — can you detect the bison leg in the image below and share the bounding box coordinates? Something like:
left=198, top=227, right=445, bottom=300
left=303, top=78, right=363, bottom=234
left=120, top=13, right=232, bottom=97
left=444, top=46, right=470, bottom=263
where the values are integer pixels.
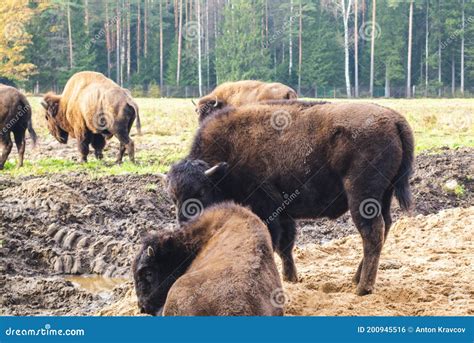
left=77, top=134, right=92, bottom=163
left=277, top=215, right=298, bottom=282
left=114, top=131, right=135, bottom=164
left=0, top=134, right=13, bottom=170
left=13, top=129, right=26, bottom=168
left=353, top=187, right=395, bottom=284
left=91, top=134, right=106, bottom=160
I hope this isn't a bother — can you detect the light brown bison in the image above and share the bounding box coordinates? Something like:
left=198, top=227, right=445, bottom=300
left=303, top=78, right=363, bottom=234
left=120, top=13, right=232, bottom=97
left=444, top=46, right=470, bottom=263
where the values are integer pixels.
left=196, top=80, right=297, bottom=123
left=133, top=202, right=284, bottom=316
left=166, top=100, right=414, bottom=296
left=0, top=85, right=37, bottom=169
left=41, top=71, right=141, bottom=163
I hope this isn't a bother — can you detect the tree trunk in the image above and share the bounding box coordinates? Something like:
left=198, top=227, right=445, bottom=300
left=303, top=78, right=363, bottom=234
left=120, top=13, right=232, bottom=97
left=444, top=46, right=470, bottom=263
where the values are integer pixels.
left=206, top=0, right=210, bottom=89
left=342, top=0, right=353, bottom=98
left=460, top=0, right=465, bottom=95
left=451, top=53, right=455, bottom=96
left=66, top=2, right=74, bottom=69
left=116, top=1, right=120, bottom=83
left=354, top=0, right=359, bottom=97
left=425, top=0, right=429, bottom=96
left=137, top=0, right=141, bottom=73
left=369, top=0, right=376, bottom=97
left=84, top=0, right=89, bottom=35
left=438, top=37, right=442, bottom=96
left=160, top=0, right=164, bottom=89
left=120, top=0, right=125, bottom=86
left=197, top=0, right=203, bottom=96
left=105, top=1, right=111, bottom=78
left=127, top=0, right=131, bottom=82
left=144, top=0, right=148, bottom=58
left=297, top=0, right=302, bottom=94
left=289, top=0, right=293, bottom=76
left=406, top=0, right=414, bottom=98
left=177, top=0, right=183, bottom=85
left=385, top=64, right=390, bottom=97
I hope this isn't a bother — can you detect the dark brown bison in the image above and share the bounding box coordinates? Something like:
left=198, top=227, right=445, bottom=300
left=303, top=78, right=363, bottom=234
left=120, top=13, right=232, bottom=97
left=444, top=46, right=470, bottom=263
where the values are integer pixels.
left=133, top=202, right=283, bottom=316
left=165, top=100, right=414, bottom=296
left=41, top=71, right=141, bottom=163
left=0, top=85, right=37, bottom=169
left=196, top=80, right=297, bottom=123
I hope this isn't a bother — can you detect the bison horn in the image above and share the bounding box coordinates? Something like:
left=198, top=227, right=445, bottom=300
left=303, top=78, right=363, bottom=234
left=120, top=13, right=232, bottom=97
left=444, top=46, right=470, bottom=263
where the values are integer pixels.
left=147, top=246, right=155, bottom=257
left=212, top=96, right=219, bottom=108
left=191, top=99, right=197, bottom=107
left=204, top=164, right=221, bottom=176
left=40, top=101, right=48, bottom=109
left=156, top=173, right=167, bottom=181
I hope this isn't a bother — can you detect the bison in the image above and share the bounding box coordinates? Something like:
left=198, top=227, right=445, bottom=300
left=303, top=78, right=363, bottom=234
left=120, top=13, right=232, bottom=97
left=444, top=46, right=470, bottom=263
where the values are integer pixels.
left=164, top=100, right=414, bottom=296
left=0, top=85, right=37, bottom=169
left=41, top=71, right=141, bottom=163
left=196, top=80, right=297, bottom=123
left=133, top=202, right=284, bottom=316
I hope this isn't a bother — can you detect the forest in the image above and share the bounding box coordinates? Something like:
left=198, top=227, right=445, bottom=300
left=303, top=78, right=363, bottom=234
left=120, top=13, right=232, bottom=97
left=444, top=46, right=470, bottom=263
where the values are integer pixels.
left=1, top=0, right=473, bottom=98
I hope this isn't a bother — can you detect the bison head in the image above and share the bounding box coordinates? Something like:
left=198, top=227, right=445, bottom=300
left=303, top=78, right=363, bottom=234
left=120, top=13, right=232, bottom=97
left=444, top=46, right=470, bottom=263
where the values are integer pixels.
left=164, top=159, right=228, bottom=223
left=133, top=232, right=192, bottom=316
left=196, top=96, right=225, bottom=123
left=41, top=93, right=69, bottom=144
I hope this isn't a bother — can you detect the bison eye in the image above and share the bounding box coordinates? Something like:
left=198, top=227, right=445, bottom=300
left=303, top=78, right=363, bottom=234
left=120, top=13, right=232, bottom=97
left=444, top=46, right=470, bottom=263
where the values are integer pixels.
left=141, top=268, right=154, bottom=283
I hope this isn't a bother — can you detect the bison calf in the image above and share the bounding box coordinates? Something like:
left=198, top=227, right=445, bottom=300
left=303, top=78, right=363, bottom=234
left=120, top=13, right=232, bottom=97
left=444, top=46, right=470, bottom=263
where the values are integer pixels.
left=133, top=202, right=283, bottom=316
left=165, top=100, right=414, bottom=296
left=0, top=85, right=37, bottom=169
left=41, top=71, right=140, bottom=163
left=196, top=80, right=297, bottom=123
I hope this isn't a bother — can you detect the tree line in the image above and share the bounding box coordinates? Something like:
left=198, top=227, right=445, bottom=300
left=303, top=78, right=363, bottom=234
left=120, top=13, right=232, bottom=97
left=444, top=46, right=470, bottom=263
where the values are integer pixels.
left=1, top=0, right=473, bottom=98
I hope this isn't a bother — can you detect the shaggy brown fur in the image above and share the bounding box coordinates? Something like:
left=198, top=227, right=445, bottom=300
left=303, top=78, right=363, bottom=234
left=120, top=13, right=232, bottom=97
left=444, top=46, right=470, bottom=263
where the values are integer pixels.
left=41, top=71, right=141, bottom=163
left=167, top=100, right=414, bottom=296
left=0, top=85, right=37, bottom=169
left=197, top=80, right=297, bottom=123
left=133, top=202, right=283, bottom=316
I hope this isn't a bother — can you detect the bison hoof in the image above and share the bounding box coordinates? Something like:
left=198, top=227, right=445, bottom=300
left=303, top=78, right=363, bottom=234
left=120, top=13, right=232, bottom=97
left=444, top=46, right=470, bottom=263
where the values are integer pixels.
left=283, top=271, right=299, bottom=283
left=356, top=285, right=374, bottom=296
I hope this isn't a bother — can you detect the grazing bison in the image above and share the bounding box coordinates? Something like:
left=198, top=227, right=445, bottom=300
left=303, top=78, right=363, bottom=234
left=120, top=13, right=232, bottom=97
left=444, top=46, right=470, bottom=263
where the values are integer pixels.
left=0, top=85, right=37, bottom=169
left=41, top=71, right=141, bottom=163
left=196, top=80, right=297, bottom=123
left=165, top=100, right=414, bottom=296
left=133, top=202, right=283, bottom=316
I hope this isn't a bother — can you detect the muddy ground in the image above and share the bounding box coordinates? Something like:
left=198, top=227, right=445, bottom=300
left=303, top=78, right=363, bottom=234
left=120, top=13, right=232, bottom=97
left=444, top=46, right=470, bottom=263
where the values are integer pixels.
left=0, top=148, right=472, bottom=316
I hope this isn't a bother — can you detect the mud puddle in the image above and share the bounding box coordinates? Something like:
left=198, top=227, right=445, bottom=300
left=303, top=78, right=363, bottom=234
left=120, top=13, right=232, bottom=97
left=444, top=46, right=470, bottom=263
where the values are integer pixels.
left=66, top=276, right=128, bottom=299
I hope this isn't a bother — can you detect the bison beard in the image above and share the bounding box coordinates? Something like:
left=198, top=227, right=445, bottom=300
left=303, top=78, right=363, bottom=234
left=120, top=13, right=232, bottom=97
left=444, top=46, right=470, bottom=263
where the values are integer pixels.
left=166, top=100, right=414, bottom=296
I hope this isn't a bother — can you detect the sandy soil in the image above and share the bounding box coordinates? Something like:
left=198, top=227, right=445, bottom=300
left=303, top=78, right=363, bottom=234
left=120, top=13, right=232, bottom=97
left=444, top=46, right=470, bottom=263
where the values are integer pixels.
left=0, top=148, right=472, bottom=315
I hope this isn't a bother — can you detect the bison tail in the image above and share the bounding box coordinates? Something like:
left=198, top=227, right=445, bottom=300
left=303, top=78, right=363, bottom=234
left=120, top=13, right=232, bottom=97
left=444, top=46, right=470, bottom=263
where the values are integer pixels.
left=133, top=104, right=142, bottom=136
left=28, top=119, right=38, bottom=147
left=393, top=120, right=414, bottom=212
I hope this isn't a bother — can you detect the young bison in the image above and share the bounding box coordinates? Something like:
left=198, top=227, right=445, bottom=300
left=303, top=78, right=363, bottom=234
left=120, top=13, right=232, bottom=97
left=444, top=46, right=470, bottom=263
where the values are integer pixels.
left=196, top=80, right=297, bottom=123
left=41, top=71, right=141, bottom=163
left=0, top=85, right=37, bottom=169
left=165, top=100, right=414, bottom=296
left=133, top=202, right=283, bottom=316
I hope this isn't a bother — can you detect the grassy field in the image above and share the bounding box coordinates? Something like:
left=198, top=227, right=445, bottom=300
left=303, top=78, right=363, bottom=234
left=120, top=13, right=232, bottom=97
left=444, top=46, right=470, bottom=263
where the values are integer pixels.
left=2, top=97, right=473, bottom=177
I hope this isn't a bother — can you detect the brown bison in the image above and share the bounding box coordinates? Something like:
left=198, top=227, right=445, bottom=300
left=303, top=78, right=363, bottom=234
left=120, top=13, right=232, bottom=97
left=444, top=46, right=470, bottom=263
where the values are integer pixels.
left=133, top=202, right=284, bottom=316
left=41, top=71, right=141, bottom=163
left=0, top=85, right=37, bottom=169
left=196, top=80, right=297, bottom=123
left=165, top=100, right=414, bottom=296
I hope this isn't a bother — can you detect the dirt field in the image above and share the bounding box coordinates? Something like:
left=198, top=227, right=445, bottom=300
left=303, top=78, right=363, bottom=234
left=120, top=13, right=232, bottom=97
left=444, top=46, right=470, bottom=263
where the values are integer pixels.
left=1, top=148, right=472, bottom=316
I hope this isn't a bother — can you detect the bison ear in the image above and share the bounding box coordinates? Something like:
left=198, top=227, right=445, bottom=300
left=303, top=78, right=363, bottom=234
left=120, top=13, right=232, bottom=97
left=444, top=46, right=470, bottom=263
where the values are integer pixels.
left=204, top=162, right=228, bottom=180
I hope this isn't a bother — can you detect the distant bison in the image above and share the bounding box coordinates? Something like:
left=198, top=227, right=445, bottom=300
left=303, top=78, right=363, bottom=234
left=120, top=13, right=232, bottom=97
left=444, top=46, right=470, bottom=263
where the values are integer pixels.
left=196, top=80, right=297, bottom=123
left=41, top=71, right=140, bottom=163
left=133, top=202, right=283, bottom=316
left=0, top=85, right=37, bottom=169
left=165, top=100, right=414, bottom=296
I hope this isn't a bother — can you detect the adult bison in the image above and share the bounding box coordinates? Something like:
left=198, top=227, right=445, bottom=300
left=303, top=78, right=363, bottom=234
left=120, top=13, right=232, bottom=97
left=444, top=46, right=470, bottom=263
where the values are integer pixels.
left=165, top=100, right=414, bottom=296
left=133, top=202, right=283, bottom=316
left=196, top=80, right=297, bottom=123
left=41, top=71, right=140, bottom=163
left=0, top=85, right=37, bottom=169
